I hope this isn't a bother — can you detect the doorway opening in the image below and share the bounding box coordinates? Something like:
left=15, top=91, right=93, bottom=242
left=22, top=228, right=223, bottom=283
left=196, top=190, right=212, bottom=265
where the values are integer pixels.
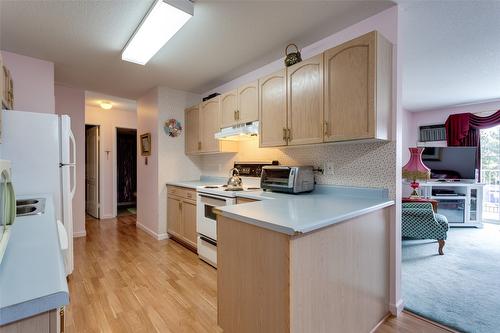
left=116, top=128, right=137, bottom=217
left=480, top=125, right=500, bottom=223
left=85, top=125, right=100, bottom=218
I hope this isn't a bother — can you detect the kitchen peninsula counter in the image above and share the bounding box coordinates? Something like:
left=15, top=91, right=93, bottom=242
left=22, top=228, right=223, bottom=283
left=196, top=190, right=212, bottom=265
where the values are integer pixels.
left=214, top=185, right=394, bottom=333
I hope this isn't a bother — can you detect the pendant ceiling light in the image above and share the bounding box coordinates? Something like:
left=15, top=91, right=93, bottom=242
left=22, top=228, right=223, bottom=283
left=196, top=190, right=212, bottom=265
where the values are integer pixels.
left=122, top=0, right=194, bottom=65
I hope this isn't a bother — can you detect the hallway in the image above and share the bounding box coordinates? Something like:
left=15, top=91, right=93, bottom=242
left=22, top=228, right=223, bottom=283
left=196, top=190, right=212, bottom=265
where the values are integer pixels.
left=66, top=215, right=452, bottom=333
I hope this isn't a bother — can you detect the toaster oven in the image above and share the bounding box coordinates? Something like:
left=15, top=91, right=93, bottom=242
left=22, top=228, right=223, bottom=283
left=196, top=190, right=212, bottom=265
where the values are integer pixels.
left=260, top=166, right=314, bottom=193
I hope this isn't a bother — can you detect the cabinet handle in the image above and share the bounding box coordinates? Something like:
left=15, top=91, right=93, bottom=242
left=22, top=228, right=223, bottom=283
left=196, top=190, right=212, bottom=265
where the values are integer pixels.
left=287, top=128, right=292, bottom=142
left=179, top=201, right=182, bottom=210
left=198, top=141, right=201, bottom=150
left=234, top=110, right=237, bottom=120
left=324, top=121, right=329, bottom=136
left=283, top=128, right=287, bottom=142
left=236, top=110, right=240, bottom=120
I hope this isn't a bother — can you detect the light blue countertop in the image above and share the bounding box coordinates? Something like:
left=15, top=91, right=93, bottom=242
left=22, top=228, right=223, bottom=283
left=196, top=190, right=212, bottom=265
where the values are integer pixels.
left=167, top=177, right=394, bottom=235
left=218, top=186, right=394, bottom=235
left=166, top=176, right=226, bottom=189
left=0, top=194, right=69, bottom=326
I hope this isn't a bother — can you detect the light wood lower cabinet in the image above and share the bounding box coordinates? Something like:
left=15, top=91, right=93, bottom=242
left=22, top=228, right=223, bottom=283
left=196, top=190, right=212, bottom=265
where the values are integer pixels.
left=217, top=208, right=390, bottom=333
left=167, top=186, right=197, bottom=250
left=0, top=308, right=62, bottom=333
left=324, top=31, right=392, bottom=142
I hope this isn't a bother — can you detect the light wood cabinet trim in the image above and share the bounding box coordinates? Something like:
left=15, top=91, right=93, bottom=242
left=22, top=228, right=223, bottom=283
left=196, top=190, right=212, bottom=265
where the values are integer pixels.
left=236, top=197, right=259, bottom=204
left=217, top=215, right=290, bottom=333
left=217, top=207, right=390, bottom=333
left=220, top=89, right=238, bottom=128
left=258, top=69, right=288, bottom=147
left=286, top=54, right=324, bottom=146
left=237, top=81, right=258, bottom=124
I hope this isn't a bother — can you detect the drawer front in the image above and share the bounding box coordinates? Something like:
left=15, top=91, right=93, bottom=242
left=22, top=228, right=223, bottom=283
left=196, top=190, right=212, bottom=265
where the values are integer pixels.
left=167, top=186, right=196, bottom=201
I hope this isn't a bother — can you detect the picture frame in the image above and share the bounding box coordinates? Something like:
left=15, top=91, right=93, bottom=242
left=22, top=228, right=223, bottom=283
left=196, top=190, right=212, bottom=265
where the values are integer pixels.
left=140, top=133, right=151, bottom=156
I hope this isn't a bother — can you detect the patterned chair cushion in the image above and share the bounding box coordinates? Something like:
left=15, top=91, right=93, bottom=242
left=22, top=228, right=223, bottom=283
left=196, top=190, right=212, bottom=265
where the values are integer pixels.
left=402, top=202, right=448, bottom=241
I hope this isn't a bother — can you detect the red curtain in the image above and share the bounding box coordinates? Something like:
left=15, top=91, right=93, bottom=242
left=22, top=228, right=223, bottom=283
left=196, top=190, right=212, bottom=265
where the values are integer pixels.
left=445, top=110, right=500, bottom=179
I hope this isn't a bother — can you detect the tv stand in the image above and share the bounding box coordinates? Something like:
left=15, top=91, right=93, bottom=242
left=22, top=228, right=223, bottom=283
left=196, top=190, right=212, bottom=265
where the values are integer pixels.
left=419, top=182, right=484, bottom=228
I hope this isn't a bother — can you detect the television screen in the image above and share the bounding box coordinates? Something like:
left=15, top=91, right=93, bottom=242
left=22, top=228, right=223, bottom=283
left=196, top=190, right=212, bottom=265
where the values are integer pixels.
left=422, top=147, right=477, bottom=180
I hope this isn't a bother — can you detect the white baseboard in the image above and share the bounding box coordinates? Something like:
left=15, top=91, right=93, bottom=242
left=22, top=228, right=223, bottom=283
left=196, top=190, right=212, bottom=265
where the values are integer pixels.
left=136, top=221, right=169, bottom=240
left=389, top=299, right=404, bottom=316
left=73, top=230, right=86, bottom=238
left=100, top=214, right=115, bottom=219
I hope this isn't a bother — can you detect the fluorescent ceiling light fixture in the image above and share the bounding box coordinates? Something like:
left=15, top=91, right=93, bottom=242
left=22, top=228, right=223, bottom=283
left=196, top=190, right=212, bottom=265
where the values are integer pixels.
left=100, top=101, right=113, bottom=110
left=122, top=0, right=193, bottom=65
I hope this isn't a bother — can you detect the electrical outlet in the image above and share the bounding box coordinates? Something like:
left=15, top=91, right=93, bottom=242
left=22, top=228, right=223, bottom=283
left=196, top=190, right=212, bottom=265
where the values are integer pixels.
left=324, top=161, right=334, bottom=176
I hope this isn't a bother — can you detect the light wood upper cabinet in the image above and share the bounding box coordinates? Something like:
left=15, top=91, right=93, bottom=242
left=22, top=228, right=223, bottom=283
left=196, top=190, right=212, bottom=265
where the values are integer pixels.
left=185, top=105, right=200, bottom=155
left=237, top=81, right=258, bottom=124
left=286, top=54, right=324, bottom=146
left=324, top=31, right=392, bottom=142
left=200, top=97, right=221, bottom=153
left=259, top=70, right=287, bottom=147
left=220, top=90, right=238, bottom=128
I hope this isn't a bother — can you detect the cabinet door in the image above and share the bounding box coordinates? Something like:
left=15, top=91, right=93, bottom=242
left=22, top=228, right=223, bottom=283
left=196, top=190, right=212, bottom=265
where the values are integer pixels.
left=220, top=90, right=238, bottom=128
left=181, top=200, right=197, bottom=248
left=185, top=105, right=200, bottom=155
left=286, top=54, right=324, bottom=145
left=237, top=81, right=258, bottom=124
left=200, top=97, right=221, bottom=153
left=324, top=32, right=375, bottom=141
left=259, top=70, right=287, bottom=147
left=167, top=196, right=182, bottom=237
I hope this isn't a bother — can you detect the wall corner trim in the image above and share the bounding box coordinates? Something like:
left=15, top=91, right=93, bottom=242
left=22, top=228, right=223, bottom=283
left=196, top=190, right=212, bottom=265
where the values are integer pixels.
left=73, top=231, right=87, bottom=238
left=389, top=299, right=405, bottom=316
left=136, top=221, right=169, bottom=240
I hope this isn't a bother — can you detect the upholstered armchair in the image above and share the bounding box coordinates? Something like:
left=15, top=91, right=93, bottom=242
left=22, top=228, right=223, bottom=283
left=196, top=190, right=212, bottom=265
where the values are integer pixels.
left=402, top=202, right=449, bottom=255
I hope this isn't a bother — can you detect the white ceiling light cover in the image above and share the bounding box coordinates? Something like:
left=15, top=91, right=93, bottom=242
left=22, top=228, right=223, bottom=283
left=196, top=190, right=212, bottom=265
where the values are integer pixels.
left=122, top=0, right=193, bottom=65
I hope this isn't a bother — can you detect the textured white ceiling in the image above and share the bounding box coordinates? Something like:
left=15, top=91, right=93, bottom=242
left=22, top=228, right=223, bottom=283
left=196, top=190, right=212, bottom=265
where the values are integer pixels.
left=0, top=0, right=393, bottom=99
left=400, top=1, right=500, bottom=111
left=85, top=91, right=136, bottom=112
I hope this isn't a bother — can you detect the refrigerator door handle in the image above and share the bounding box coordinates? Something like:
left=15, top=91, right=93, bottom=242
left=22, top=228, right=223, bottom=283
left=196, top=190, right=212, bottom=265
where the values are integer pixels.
left=69, top=164, right=76, bottom=199
left=69, top=130, right=76, bottom=165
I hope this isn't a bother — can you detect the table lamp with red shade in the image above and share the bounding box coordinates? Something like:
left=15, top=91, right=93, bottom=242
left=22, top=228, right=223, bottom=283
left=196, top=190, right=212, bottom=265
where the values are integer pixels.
left=402, top=147, right=431, bottom=198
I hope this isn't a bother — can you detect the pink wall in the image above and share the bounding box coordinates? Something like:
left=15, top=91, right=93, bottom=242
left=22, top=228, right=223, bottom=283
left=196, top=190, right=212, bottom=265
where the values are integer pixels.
left=1, top=50, right=55, bottom=114
left=136, top=88, right=160, bottom=238
left=85, top=105, right=137, bottom=219
left=403, top=99, right=500, bottom=160
left=55, top=85, right=86, bottom=237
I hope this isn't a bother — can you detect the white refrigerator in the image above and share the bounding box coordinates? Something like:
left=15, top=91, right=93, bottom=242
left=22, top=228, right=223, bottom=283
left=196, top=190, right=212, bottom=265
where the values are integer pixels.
left=1, top=110, right=76, bottom=275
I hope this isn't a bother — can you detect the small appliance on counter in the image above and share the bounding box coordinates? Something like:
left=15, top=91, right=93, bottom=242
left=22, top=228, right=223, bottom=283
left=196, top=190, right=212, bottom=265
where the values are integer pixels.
left=260, top=165, right=315, bottom=194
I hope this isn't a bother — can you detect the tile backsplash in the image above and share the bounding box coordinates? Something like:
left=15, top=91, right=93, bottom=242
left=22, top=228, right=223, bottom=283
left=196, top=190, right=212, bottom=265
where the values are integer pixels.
left=199, top=139, right=396, bottom=199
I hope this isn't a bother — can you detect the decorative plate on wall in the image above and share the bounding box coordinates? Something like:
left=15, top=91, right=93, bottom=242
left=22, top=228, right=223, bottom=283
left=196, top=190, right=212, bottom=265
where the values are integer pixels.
left=164, top=119, right=182, bottom=137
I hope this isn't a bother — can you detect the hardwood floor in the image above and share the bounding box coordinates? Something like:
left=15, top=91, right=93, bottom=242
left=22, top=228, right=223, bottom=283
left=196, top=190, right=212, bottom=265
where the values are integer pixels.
left=66, top=215, right=452, bottom=333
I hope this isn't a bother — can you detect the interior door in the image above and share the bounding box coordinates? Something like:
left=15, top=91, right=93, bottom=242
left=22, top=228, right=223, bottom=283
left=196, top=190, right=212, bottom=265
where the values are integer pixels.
left=85, top=126, right=99, bottom=218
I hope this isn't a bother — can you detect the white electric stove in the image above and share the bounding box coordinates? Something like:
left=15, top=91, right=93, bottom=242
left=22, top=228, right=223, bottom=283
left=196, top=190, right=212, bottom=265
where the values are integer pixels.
left=195, top=161, right=277, bottom=267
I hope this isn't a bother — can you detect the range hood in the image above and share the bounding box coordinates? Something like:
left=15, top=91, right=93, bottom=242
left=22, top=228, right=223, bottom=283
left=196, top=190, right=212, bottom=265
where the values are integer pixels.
left=214, top=121, right=259, bottom=141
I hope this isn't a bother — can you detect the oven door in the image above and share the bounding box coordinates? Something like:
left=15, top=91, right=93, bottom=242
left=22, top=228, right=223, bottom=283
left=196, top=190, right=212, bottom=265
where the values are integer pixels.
left=196, top=193, right=233, bottom=241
